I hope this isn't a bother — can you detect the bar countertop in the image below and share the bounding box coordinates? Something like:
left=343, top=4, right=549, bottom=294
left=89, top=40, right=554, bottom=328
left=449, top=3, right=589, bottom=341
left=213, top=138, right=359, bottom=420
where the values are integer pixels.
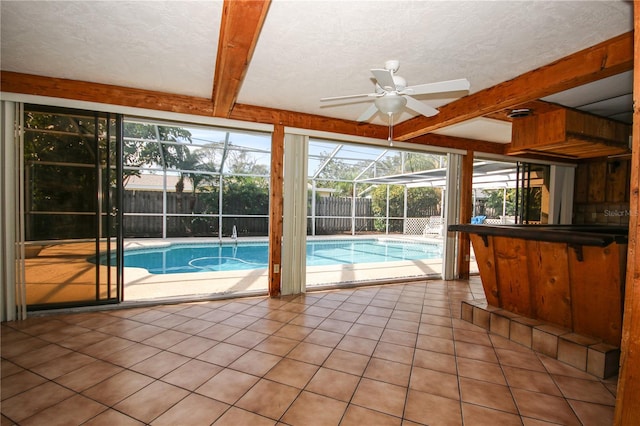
left=448, top=224, right=628, bottom=247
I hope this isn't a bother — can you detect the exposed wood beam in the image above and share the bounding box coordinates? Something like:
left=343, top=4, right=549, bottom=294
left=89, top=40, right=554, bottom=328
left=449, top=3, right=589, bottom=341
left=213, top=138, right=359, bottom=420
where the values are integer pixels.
left=395, top=31, right=633, bottom=141
left=1, top=71, right=215, bottom=116
left=2, top=71, right=508, bottom=155
left=212, top=0, right=270, bottom=118
left=230, top=103, right=389, bottom=139
left=614, top=10, right=640, bottom=424
left=407, top=133, right=507, bottom=155
left=268, top=124, right=284, bottom=297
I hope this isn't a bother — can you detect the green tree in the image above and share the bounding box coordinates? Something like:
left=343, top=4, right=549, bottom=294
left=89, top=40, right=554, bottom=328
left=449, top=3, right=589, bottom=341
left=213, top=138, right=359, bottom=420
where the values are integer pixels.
left=484, top=188, right=516, bottom=217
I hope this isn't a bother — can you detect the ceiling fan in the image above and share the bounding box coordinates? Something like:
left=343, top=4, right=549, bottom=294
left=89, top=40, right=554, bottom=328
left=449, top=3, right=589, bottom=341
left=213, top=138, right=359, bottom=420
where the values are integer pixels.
left=321, top=60, right=470, bottom=143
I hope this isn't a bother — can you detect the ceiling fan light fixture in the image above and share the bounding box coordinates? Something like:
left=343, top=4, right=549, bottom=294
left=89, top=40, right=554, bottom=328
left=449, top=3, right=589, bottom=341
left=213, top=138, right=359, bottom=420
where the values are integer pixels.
left=375, top=95, right=407, bottom=115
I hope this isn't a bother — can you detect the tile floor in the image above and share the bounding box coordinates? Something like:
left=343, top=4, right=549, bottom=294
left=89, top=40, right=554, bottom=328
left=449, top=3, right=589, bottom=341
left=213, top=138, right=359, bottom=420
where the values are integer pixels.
left=1, top=278, right=617, bottom=425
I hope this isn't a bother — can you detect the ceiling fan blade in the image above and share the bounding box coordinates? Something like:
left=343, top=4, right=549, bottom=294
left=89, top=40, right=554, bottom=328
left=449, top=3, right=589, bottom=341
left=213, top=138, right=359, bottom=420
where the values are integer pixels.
left=321, top=93, right=376, bottom=102
left=405, top=78, right=470, bottom=96
left=404, top=95, right=440, bottom=117
left=357, top=104, right=379, bottom=122
left=371, top=68, right=396, bottom=91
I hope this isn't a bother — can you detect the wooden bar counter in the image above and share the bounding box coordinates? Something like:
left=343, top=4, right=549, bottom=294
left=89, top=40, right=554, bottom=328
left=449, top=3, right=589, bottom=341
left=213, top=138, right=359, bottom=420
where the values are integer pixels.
left=449, top=224, right=628, bottom=346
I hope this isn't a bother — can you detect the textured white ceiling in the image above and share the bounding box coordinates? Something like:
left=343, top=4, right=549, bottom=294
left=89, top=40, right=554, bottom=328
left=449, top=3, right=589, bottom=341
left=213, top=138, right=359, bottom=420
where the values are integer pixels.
left=0, top=0, right=633, bottom=142
left=1, top=1, right=222, bottom=98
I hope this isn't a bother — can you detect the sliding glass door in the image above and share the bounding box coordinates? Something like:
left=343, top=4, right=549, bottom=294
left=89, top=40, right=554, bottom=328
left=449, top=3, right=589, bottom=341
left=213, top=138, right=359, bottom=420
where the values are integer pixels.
left=22, top=105, right=122, bottom=309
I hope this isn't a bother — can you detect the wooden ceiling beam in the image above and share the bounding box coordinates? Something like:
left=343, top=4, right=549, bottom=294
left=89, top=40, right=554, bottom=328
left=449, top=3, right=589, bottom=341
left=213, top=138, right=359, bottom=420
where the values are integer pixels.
left=395, top=31, right=633, bottom=141
left=230, top=103, right=389, bottom=139
left=407, top=133, right=507, bottom=155
left=0, top=71, right=215, bottom=116
left=1, top=70, right=511, bottom=155
left=212, top=0, right=270, bottom=118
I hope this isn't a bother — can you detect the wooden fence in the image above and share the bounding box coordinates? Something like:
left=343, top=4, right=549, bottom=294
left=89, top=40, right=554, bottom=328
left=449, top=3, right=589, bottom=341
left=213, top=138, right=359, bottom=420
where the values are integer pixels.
left=311, top=197, right=374, bottom=234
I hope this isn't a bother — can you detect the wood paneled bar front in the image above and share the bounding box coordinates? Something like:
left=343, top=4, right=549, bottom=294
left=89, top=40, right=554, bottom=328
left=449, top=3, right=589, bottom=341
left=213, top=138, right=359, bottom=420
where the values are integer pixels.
left=449, top=224, right=628, bottom=346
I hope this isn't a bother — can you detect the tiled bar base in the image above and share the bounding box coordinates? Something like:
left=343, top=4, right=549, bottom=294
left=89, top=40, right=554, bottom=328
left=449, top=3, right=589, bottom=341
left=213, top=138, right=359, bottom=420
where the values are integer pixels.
left=461, top=299, right=620, bottom=379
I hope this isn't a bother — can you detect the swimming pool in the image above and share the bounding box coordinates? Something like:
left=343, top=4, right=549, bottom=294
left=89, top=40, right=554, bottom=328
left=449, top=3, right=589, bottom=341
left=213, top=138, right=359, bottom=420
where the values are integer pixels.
left=117, top=239, right=442, bottom=274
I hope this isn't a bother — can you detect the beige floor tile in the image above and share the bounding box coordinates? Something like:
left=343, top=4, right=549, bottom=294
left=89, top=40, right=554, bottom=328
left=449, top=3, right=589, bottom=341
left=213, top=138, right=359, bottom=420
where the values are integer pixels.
left=20, top=394, right=106, bottom=426
left=196, top=342, right=248, bottom=367
left=364, top=357, right=411, bottom=387
left=196, top=368, right=259, bottom=404
left=55, top=360, right=124, bottom=392
left=246, top=318, right=287, bottom=334
left=286, top=342, right=333, bottom=365
left=196, top=323, right=241, bottom=341
left=229, top=350, right=282, bottom=376
left=318, top=318, right=353, bottom=334
left=323, top=349, right=370, bottom=376
left=129, top=350, right=190, bottom=378
left=496, top=348, right=547, bottom=372
left=254, top=335, right=299, bottom=356
left=351, top=378, right=407, bottom=417
left=305, top=367, right=360, bottom=402
left=1, top=370, right=47, bottom=400
left=235, top=379, right=300, bottom=420
left=274, top=324, right=314, bottom=341
left=404, top=389, right=462, bottom=425
left=461, top=402, right=523, bottom=426
left=416, top=333, right=455, bottom=355
left=568, top=399, right=615, bottom=426
left=372, top=341, right=415, bottom=365
left=454, top=341, right=499, bottom=363
left=347, top=323, right=384, bottom=340
left=456, top=357, right=507, bottom=386
left=414, top=348, right=457, bottom=375
left=409, top=366, right=460, bottom=400
left=82, top=409, right=145, bottom=426
left=340, top=405, right=401, bottom=426
left=224, top=329, right=269, bottom=349
left=161, top=359, right=222, bottom=390
left=553, top=375, right=617, bottom=405
left=459, top=377, right=518, bottom=414
left=166, top=335, right=218, bottom=357
left=281, top=390, right=347, bottom=425
left=113, top=381, right=189, bottom=424
left=143, top=330, right=191, bottom=349
left=264, top=358, right=319, bottom=388
left=0, top=280, right=623, bottom=426
left=101, top=342, right=161, bottom=368
left=336, top=335, right=378, bottom=356
left=82, top=370, right=154, bottom=406
left=380, top=329, right=417, bottom=347
left=502, top=366, right=561, bottom=395
left=151, top=393, right=229, bottom=425
left=512, top=388, right=581, bottom=425
left=212, top=407, right=276, bottom=426
left=1, top=381, right=75, bottom=422
left=304, top=329, right=344, bottom=347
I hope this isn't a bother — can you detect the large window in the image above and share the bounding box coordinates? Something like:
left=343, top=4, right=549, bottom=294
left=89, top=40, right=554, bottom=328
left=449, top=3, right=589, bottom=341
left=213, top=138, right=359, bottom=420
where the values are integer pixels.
left=122, top=119, right=271, bottom=238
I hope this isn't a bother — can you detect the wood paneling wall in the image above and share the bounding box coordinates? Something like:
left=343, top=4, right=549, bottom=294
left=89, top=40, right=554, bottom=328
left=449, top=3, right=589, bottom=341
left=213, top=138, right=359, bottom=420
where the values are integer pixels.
left=573, top=158, right=631, bottom=225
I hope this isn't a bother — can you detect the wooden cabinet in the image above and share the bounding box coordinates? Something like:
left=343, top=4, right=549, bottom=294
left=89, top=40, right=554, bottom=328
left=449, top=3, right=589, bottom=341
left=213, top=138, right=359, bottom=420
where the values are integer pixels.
left=508, top=108, right=631, bottom=159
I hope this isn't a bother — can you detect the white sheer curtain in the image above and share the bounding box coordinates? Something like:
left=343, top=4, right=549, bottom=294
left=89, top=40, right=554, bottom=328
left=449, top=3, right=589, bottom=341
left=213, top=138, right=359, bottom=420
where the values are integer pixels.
left=1, top=101, right=26, bottom=321
left=280, top=133, right=308, bottom=295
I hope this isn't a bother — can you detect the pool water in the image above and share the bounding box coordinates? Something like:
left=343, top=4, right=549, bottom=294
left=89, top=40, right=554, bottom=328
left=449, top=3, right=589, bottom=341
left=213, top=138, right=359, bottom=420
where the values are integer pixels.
left=116, top=239, right=442, bottom=274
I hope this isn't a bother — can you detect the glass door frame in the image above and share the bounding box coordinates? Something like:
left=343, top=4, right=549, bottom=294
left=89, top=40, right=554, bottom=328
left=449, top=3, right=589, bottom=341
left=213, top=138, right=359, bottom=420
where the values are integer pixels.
left=22, top=104, right=124, bottom=310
